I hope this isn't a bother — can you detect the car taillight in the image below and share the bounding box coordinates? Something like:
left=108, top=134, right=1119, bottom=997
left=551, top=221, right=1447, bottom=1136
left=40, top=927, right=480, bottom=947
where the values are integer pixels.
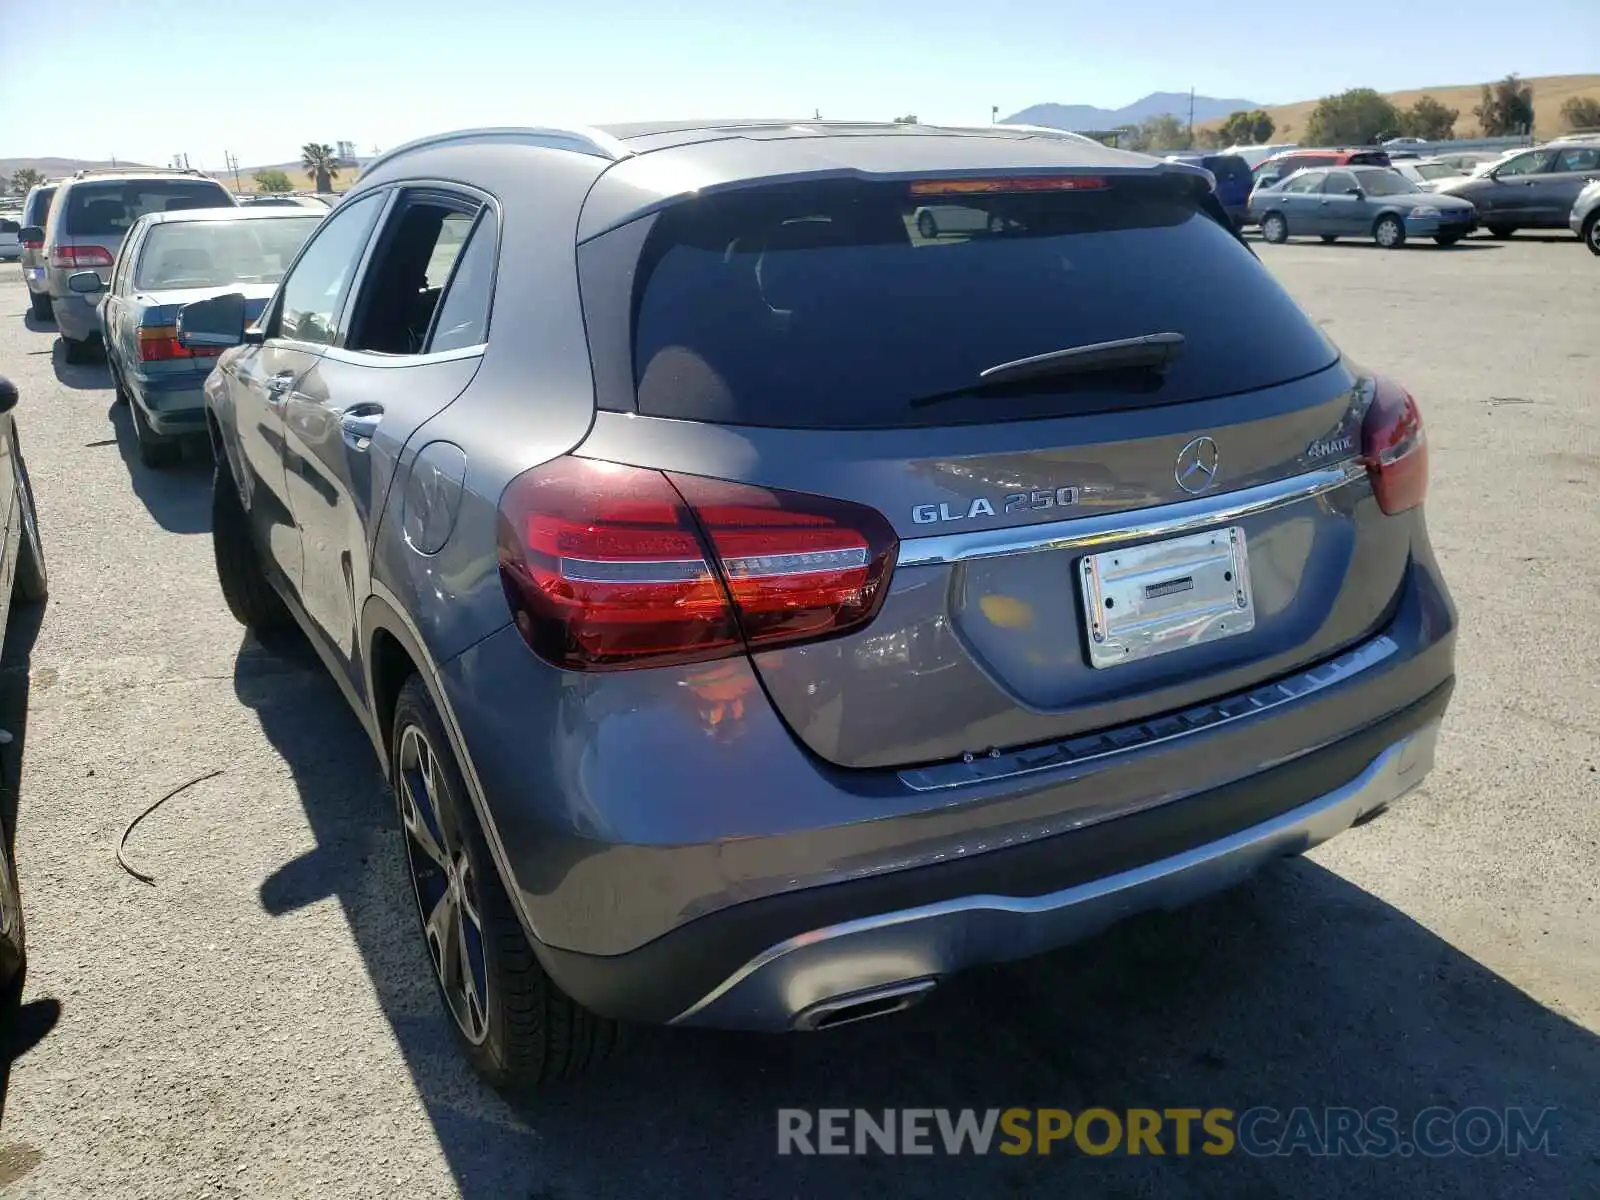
left=1361, top=377, right=1428, bottom=514
left=496, top=457, right=899, bottom=671
left=50, top=245, right=114, bottom=268
left=21, top=236, right=43, bottom=251
left=138, top=325, right=221, bottom=363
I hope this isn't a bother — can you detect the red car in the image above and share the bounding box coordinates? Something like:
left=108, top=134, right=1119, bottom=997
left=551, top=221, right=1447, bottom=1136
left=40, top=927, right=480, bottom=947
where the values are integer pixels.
left=1253, top=148, right=1392, bottom=189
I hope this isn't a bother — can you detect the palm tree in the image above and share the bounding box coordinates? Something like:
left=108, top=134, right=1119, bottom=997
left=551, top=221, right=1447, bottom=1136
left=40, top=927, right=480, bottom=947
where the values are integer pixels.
left=300, top=143, right=340, bottom=194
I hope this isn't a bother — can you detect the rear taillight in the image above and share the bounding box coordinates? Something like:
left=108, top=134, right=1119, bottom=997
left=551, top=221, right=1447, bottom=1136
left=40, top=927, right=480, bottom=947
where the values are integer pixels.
left=21, top=236, right=43, bottom=251
left=1361, top=377, right=1428, bottom=514
left=496, top=457, right=899, bottom=671
left=138, top=325, right=221, bottom=363
left=50, top=245, right=114, bottom=268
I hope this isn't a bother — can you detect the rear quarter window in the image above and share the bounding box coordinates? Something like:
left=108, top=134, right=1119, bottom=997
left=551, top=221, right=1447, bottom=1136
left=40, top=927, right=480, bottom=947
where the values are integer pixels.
left=63, top=180, right=233, bottom=237
left=23, top=187, right=56, bottom=226
left=594, top=176, right=1338, bottom=430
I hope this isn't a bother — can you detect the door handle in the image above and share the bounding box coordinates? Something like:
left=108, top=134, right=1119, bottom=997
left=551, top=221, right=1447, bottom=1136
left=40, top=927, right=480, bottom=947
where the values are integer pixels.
left=339, top=404, right=383, bottom=450
left=264, top=372, right=294, bottom=405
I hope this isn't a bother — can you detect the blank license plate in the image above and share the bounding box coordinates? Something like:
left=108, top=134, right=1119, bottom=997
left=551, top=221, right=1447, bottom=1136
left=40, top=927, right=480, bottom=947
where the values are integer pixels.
left=1079, top=527, right=1255, bottom=669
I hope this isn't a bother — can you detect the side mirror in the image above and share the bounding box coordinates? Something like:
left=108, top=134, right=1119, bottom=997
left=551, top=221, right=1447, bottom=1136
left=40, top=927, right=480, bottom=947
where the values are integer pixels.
left=0, top=376, right=16, bottom=415
left=17, top=226, right=43, bottom=245
left=68, top=271, right=106, bottom=295
left=1346, top=187, right=1365, bottom=198
left=177, top=293, right=248, bottom=349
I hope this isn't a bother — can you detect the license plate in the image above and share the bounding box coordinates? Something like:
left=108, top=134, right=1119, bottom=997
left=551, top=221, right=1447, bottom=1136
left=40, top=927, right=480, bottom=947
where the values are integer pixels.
left=1079, top=527, right=1255, bottom=669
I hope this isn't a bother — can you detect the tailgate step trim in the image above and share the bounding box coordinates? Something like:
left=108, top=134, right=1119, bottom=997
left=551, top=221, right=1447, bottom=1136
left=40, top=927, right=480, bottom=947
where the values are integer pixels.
left=898, top=461, right=1365, bottom=568
left=898, top=633, right=1398, bottom=792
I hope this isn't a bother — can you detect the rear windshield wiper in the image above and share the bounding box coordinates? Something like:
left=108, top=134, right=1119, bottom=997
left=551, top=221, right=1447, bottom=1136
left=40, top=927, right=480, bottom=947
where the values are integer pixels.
left=908, top=332, right=1185, bottom=409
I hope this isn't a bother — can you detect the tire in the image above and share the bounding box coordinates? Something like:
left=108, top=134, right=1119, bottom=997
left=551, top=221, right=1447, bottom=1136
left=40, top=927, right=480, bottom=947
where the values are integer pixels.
left=12, top=444, right=47, bottom=605
left=131, top=401, right=182, bottom=469
left=28, top=292, right=52, bottom=321
left=917, top=211, right=938, bottom=239
left=211, top=460, right=288, bottom=631
left=110, top=362, right=131, bottom=407
left=0, top=841, right=23, bottom=997
left=1260, top=212, right=1289, bottom=243
left=1319, top=234, right=1338, bottom=243
left=1373, top=214, right=1406, bottom=249
left=390, top=676, right=627, bottom=1092
left=1433, top=235, right=1462, bottom=246
left=61, top=336, right=94, bottom=364
left=1488, top=225, right=1515, bottom=239
left=1583, top=212, right=1600, bottom=257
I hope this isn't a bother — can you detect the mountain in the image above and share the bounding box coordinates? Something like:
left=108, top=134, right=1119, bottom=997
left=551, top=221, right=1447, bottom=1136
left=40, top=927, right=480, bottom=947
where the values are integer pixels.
left=1, top=156, right=160, bottom=180
left=1004, top=92, right=1263, bottom=132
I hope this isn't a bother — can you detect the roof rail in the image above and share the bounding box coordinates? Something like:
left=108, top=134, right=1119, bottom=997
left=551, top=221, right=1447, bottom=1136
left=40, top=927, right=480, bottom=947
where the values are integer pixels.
left=71, top=165, right=211, bottom=180
left=358, top=126, right=633, bottom=179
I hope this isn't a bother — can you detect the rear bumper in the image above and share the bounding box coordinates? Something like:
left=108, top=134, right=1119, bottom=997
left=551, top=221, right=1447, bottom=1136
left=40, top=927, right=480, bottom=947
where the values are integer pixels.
left=131, top=372, right=209, bottom=435
left=52, top=292, right=101, bottom=343
left=673, top=709, right=1444, bottom=1030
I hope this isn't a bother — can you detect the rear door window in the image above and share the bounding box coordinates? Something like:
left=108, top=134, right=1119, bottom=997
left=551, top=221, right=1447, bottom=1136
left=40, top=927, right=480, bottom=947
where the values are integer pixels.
left=1555, top=147, right=1600, bottom=173
left=63, top=180, right=234, bottom=236
left=1281, top=171, right=1328, bottom=194
left=606, top=176, right=1338, bottom=430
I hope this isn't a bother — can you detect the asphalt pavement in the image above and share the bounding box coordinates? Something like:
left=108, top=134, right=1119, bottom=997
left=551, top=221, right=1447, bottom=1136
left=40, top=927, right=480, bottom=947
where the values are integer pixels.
left=0, top=233, right=1595, bottom=1199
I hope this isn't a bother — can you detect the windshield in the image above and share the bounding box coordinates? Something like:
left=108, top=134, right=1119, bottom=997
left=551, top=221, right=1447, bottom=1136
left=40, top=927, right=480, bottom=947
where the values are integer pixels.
left=1356, top=170, right=1419, bottom=196
left=134, top=217, right=320, bottom=290
left=608, top=177, right=1338, bottom=430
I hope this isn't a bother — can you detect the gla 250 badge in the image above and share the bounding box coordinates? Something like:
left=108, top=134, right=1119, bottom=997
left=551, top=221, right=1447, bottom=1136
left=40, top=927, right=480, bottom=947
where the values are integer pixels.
left=912, top=486, right=1081, bottom=525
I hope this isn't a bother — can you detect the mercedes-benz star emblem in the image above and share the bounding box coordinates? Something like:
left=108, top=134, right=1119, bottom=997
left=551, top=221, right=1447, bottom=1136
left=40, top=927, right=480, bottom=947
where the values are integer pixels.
left=1174, top=436, right=1220, bottom=495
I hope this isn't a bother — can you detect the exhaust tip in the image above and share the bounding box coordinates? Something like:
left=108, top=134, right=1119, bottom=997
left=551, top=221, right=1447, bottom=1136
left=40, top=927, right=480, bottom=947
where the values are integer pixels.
left=792, top=978, right=938, bottom=1032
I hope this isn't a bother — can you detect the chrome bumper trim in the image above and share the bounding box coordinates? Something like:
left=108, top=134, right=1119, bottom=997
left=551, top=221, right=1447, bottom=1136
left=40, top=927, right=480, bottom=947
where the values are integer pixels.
left=899, top=634, right=1399, bottom=792
left=897, top=461, right=1365, bottom=568
left=672, top=720, right=1438, bottom=1031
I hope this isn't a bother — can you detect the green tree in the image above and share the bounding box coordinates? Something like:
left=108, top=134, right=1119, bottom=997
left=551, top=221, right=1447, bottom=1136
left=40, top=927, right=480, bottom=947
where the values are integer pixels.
left=892, top=114, right=919, bottom=124
left=9, top=167, right=45, bottom=196
left=1138, top=114, right=1192, bottom=152
left=1304, top=88, right=1402, bottom=145
left=253, top=168, right=292, bottom=194
left=1559, top=96, right=1600, bottom=132
left=1219, top=109, right=1276, bottom=145
left=300, top=143, right=341, bottom=193
left=1474, top=74, right=1535, bottom=135
left=1398, top=95, right=1458, bottom=140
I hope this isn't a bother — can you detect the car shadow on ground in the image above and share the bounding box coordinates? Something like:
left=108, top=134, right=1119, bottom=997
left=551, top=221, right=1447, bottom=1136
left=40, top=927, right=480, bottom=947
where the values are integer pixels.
left=240, top=637, right=1600, bottom=1200
left=104, top=402, right=212, bottom=535
left=48, top=343, right=110, bottom=393
left=20, top=313, right=54, bottom=336
left=0, top=602, right=62, bottom=1128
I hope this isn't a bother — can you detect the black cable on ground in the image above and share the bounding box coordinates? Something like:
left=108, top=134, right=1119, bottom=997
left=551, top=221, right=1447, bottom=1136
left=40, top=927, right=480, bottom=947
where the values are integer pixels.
left=116, top=769, right=224, bottom=887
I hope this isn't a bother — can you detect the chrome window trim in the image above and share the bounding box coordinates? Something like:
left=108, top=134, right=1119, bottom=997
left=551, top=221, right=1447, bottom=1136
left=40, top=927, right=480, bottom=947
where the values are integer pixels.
left=897, top=461, right=1366, bottom=568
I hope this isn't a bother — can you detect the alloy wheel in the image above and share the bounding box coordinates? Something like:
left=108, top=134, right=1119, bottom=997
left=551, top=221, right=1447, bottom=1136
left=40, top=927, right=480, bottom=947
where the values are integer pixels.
left=397, top=723, right=490, bottom=1045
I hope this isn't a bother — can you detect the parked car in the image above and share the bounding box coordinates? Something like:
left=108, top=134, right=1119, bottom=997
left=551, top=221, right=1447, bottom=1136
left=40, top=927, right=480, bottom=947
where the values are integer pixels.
left=1252, top=165, right=1477, bottom=247
left=1434, top=141, right=1600, bottom=238
left=0, top=373, right=51, bottom=998
left=913, top=202, right=1006, bottom=237
left=1252, top=148, right=1391, bottom=190
left=1431, top=150, right=1503, bottom=174
left=1390, top=158, right=1468, bottom=192
left=17, top=183, right=58, bottom=320
left=1166, top=153, right=1253, bottom=227
left=72, top=206, right=322, bottom=468
left=1571, top=178, right=1600, bottom=255
left=19, top=168, right=235, bottom=362
left=1380, top=136, right=1430, bottom=149
left=185, top=121, right=1455, bottom=1091
left=1222, top=143, right=1299, bottom=170
left=0, top=218, right=19, bottom=261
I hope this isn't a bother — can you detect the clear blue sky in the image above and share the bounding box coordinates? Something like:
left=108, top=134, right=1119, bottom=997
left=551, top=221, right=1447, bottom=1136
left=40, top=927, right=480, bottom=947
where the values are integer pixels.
left=3, top=0, right=1596, bottom=168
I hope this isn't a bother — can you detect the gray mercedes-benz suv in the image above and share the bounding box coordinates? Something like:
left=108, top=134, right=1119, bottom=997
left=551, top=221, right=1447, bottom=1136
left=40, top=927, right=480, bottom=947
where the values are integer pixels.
left=182, top=121, right=1456, bottom=1093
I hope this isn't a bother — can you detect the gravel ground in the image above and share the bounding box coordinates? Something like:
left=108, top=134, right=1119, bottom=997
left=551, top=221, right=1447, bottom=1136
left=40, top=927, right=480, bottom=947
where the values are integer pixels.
left=0, top=233, right=1595, bottom=1199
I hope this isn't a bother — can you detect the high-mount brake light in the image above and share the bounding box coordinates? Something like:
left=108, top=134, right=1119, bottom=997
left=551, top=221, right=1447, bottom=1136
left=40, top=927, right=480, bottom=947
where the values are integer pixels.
left=908, top=176, right=1109, bottom=196
left=1361, top=377, right=1428, bottom=515
left=496, top=458, right=899, bottom=671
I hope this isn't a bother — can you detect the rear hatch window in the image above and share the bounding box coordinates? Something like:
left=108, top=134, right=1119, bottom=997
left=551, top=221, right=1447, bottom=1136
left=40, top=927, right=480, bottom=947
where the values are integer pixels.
left=23, top=187, right=56, bottom=226
left=63, top=180, right=232, bottom=237
left=134, top=216, right=321, bottom=290
left=1202, top=155, right=1253, bottom=191
left=618, top=176, right=1335, bottom=430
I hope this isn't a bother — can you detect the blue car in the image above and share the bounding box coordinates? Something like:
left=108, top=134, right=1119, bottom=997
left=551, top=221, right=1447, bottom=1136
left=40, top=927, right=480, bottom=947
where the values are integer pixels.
left=1167, top=153, right=1254, bottom=228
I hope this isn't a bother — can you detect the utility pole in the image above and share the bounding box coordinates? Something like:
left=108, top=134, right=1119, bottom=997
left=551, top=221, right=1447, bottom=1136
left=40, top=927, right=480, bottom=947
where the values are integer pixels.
left=992, top=105, right=999, bottom=124
left=224, top=151, right=242, bottom=193
left=1187, top=87, right=1196, bottom=143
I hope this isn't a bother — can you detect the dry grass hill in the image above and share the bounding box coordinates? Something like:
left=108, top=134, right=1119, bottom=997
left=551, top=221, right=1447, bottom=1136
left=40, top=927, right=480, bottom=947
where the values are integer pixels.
left=1196, top=73, right=1600, bottom=141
